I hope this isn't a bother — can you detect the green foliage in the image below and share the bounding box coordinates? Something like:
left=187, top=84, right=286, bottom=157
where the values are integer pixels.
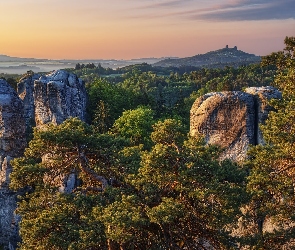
left=11, top=117, right=247, bottom=249
left=9, top=40, right=283, bottom=249
left=99, top=195, right=148, bottom=244
left=82, top=59, right=275, bottom=132
left=244, top=36, right=295, bottom=249
left=130, top=127, right=246, bottom=249
left=112, top=106, right=154, bottom=147
left=151, top=118, right=186, bottom=146
left=10, top=118, right=130, bottom=249
left=17, top=192, right=107, bottom=250
left=0, top=73, right=20, bottom=90
left=87, top=78, right=136, bottom=128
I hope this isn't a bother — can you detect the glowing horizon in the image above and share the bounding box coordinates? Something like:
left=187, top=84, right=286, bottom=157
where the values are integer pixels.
left=1, top=0, right=294, bottom=60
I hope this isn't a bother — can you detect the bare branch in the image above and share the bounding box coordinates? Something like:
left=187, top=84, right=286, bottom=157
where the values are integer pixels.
left=78, top=146, right=109, bottom=191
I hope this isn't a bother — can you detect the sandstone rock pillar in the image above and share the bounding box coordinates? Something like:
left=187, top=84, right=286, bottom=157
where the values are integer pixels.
left=0, top=79, right=26, bottom=249
left=33, top=70, right=87, bottom=127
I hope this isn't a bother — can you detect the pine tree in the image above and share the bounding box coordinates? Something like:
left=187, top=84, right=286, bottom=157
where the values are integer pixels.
left=245, top=37, right=295, bottom=249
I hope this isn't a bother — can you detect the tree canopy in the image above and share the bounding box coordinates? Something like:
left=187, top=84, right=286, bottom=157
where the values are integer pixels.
left=10, top=118, right=246, bottom=249
left=244, top=36, right=295, bottom=249
left=9, top=36, right=295, bottom=249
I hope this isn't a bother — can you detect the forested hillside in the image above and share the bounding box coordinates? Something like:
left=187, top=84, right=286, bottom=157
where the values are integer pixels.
left=5, top=37, right=295, bottom=249
left=153, top=46, right=261, bottom=68
left=65, top=62, right=276, bottom=130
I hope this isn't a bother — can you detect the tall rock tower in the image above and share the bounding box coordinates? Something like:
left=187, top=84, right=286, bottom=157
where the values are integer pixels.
left=18, top=70, right=88, bottom=194
left=0, top=79, right=26, bottom=249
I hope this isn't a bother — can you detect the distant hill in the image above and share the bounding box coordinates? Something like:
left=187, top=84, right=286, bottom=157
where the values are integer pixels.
left=153, top=46, right=261, bottom=68
left=0, top=54, right=47, bottom=62
left=0, top=55, right=170, bottom=74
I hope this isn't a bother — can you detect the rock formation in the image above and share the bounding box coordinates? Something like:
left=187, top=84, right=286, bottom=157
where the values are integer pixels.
left=190, top=87, right=281, bottom=162
left=17, top=72, right=41, bottom=129
left=244, top=86, right=282, bottom=145
left=0, top=79, right=26, bottom=249
left=0, top=70, right=88, bottom=249
left=0, top=80, right=26, bottom=187
left=33, top=70, right=87, bottom=193
left=18, top=70, right=87, bottom=129
left=22, top=70, right=87, bottom=127
left=190, top=91, right=255, bottom=162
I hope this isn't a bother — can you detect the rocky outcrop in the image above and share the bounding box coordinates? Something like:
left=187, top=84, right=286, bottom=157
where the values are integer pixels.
left=244, top=86, right=282, bottom=145
left=32, top=70, right=87, bottom=192
left=0, top=70, right=87, bottom=249
left=190, top=91, right=255, bottom=162
left=0, top=79, right=26, bottom=249
left=0, top=80, right=26, bottom=187
left=17, top=72, right=41, bottom=129
left=0, top=190, right=21, bottom=250
left=190, top=87, right=281, bottom=162
left=18, top=70, right=87, bottom=128
left=33, top=70, right=87, bottom=126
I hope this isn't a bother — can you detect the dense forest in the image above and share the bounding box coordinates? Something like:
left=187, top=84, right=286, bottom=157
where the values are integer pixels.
left=3, top=37, right=295, bottom=249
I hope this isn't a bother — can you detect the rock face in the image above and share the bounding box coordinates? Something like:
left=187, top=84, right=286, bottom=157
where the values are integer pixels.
left=0, top=79, right=26, bottom=249
left=17, top=73, right=41, bottom=129
left=190, top=91, right=255, bottom=162
left=0, top=70, right=87, bottom=249
left=0, top=80, right=26, bottom=187
left=244, top=86, right=282, bottom=145
left=32, top=70, right=86, bottom=193
left=33, top=70, right=87, bottom=126
left=18, top=70, right=87, bottom=128
left=190, top=87, right=281, bottom=162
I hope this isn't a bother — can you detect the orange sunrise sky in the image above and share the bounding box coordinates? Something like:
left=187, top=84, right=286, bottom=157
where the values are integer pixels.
left=1, top=0, right=294, bottom=60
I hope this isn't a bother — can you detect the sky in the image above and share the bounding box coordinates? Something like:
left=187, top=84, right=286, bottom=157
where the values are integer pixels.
left=0, top=0, right=294, bottom=60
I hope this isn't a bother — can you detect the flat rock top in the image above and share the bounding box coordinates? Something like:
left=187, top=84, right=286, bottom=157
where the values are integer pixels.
left=244, top=86, right=282, bottom=99
left=191, top=91, right=254, bottom=114
left=38, top=70, right=80, bottom=87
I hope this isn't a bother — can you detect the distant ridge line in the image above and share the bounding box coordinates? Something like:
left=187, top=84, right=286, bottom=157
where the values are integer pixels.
left=153, top=46, right=261, bottom=68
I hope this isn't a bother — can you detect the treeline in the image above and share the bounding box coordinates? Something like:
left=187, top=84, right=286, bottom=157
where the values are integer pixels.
left=8, top=37, right=295, bottom=249
left=84, top=62, right=276, bottom=130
